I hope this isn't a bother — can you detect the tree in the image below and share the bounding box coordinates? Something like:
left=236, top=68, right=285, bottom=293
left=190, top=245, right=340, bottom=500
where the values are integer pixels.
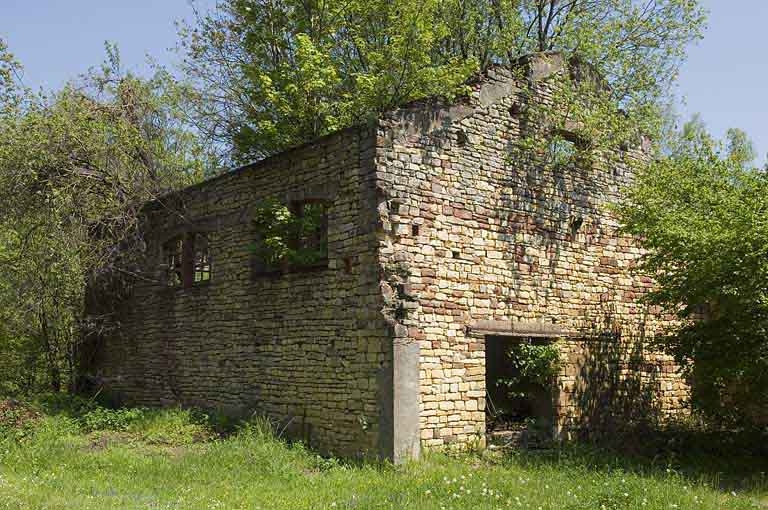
left=177, top=0, right=706, bottom=163
left=619, top=119, right=768, bottom=427
left=0, top=42, right=208, bottom=392
left=0, top=38, right=23, bottom=118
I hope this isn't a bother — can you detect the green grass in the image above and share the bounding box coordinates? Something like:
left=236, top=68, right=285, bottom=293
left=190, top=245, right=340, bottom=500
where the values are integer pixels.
left=0, top=399, right=765, bottom=509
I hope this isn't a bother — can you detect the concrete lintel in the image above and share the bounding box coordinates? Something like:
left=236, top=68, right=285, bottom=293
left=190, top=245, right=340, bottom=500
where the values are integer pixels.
left=467, top=319, right=572, bottom=339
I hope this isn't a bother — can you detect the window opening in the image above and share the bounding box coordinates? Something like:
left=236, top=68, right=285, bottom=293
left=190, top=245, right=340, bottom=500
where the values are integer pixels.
left=193, top=233, right=212, bottom=283
left=290, top=200, right=329, bottom=266
left=164, top=237, right=184, bottom=287
left=163, top=233, right=212, bottom=288
left=547, top=135, right=578, bottom=167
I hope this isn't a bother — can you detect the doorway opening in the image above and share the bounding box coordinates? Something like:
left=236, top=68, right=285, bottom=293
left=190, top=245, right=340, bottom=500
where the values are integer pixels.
left=485, top=335, right=557, bottom=447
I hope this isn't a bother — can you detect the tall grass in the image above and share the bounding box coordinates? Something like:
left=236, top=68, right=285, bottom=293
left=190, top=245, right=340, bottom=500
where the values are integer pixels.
left=0, top=399, right=763, bottom=509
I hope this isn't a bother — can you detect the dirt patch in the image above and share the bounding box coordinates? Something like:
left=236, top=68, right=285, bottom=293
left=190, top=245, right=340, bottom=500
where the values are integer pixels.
left=83, top=432, right=199, bottom=459
left=85, top=431, right=137, bottom=451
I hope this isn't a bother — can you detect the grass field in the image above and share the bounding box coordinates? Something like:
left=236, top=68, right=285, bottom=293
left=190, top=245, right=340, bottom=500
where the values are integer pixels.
left=0, top=397, right=765, bottom=509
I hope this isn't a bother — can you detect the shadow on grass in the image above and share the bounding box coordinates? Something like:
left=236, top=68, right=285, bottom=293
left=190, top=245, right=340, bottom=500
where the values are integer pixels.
left=506, top=423, right=768, bottom=494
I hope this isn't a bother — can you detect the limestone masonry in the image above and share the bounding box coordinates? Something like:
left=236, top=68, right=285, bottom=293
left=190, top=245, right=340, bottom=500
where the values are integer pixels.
left=84, top=53, right=689, bottom=463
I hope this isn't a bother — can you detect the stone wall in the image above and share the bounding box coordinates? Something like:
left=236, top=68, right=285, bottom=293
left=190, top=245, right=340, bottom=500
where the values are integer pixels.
left=374, top=53, right=689, bottom=450
left=86, top=52, right=691, bottom=461
left=85, top=125, right=396, bottom=459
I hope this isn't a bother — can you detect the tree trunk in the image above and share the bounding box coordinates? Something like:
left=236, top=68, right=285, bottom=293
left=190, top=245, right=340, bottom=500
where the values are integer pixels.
left=39, top=306, right=61, bottom=392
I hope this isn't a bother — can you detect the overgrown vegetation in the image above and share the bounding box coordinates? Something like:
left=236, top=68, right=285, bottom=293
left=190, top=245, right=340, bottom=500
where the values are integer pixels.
left=176, top=0, right=705, bottom=162
left=0, top=399, right=764, bottom=509
left=501, top=341, right=561, bottom=399
left=0, top=43, right=209, bottom=394
left=619, top=119, right=768, bottom=429
left=490, top=341, right=560, bottom=437
left=251, top=199, right=329, bottom=270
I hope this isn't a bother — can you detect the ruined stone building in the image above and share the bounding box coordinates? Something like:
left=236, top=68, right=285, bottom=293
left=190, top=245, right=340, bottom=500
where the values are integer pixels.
left=85, top=53, right=689, bottom=463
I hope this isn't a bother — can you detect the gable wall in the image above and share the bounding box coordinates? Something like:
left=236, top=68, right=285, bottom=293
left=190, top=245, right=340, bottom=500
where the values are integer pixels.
left=374, top=60, right=689, bottom=449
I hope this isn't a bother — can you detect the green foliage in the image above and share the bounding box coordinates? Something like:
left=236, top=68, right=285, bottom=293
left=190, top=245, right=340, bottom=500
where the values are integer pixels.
left=500, top=341, right=560, bottom=399
left=131, top=408, right=215, bottom=445
left=0, top=401, right=41, bottom=442
left=77, top=404, right=215, bottom=445
left=79, top=407, right=147, bottom=433
left=547, top=135, right=577, bottom=167
left=178, top=0, right=495, bottom=161
left=0, top=396, right=216, bottom=449
left=251, top=199, right=327, bottom=269
left=177, top=0, right=705, bottom=162
left=0, top=43, right=209, bottom=392
left=725, top=127, right=757, bottom=167
left=619, top=119, right=768, bottom=428
left=0, top=38, right=24, bottom=118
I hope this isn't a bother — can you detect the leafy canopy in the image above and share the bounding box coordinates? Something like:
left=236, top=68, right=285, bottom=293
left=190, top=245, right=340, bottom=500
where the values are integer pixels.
left=177, top=0, right=706, bottom=162
left=0, top=41, right=208, bottom=392
left=619, top=118, right=768, bottom=427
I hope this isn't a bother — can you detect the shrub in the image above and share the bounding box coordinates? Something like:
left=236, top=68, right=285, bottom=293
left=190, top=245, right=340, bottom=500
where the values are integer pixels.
left=80, top=406, right=147, bottom=432
left=0, top=399, right=41, bottom=441
left=135, top=408, right=214, bottom=445
left=499, top=341, right=561, bottom=399
left=619, top=123, right=768, bottom=427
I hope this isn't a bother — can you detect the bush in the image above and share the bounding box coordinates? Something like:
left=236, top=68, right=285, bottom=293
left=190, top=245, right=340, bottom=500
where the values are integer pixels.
left=619, top=124, right=768, bottom=427
left=80, top=406, right=147, bottom=433
left=0, top=399, right=41, bottom=441
left=500, top=341, right=560, bottom=399
left=35, top=392, right=99, bottom=416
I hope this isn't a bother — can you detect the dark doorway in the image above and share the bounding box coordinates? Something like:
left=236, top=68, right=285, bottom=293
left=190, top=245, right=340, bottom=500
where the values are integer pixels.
left=485, top=335, right=556, bottom=446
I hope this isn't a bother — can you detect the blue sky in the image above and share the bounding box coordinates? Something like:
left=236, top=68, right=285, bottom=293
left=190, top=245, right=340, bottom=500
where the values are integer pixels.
left=675, top=0, right=768, bottom=163
left=1, top=0, right=766, bottom=162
